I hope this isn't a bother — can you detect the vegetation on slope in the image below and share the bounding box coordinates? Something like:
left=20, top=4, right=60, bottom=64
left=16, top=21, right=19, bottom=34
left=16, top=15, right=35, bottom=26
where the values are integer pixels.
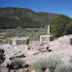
left=0, top=7, right=58, bottom=29
left=0, top=7, right=72, bottom=39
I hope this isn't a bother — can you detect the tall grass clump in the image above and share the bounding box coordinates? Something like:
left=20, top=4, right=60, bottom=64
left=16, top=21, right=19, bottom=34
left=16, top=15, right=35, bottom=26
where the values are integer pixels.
left=55, top=63, right=72, bottom=72
left=69, top=56, right=72, bottom=63
left=7, top=58, right=26, bottom=70
left=54, top=56, right=72, bottom=72
left=34, top=56, right=63, bottom=72
left=34, top=59, right=48, bottom=72
left=47, top=56, right=62, bottom=72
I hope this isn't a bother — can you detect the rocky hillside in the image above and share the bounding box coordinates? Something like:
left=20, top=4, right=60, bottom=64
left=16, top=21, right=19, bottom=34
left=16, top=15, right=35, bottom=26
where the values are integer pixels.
left=0, top=7, right=59, bottom=28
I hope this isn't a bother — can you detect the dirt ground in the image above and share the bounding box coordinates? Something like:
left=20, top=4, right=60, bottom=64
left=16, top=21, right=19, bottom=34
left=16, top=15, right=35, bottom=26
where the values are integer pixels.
left=0, top=35, right=72, bottom=66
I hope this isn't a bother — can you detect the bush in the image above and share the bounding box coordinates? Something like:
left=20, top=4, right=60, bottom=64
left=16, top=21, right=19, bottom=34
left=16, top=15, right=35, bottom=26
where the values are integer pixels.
left=51, top=15, right=72, bottom=37
left=54, top=56, right=72, bottom=72
left=69, top=56, right=72, bottom=63
left=55, top=63, right=72, bottom=72
left=34, top=56, right=62, bottom=72
left=0, top=49, right=5, bottom=64
left=54, top=63, right=65, bottom=72
left=47, top=56, right=62, bottom=72
left=7, top=58, right=25, bottom=69
left=34, top=59, right=48, bottom=72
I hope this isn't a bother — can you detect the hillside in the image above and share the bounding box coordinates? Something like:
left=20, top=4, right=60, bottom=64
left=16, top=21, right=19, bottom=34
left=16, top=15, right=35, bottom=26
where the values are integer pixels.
left=0, top=7, right=58, bottom=29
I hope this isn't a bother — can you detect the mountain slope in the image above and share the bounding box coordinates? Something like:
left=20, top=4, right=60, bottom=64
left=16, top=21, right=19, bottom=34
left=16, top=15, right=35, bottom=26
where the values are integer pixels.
left=0, top=7, right=59, bottom=29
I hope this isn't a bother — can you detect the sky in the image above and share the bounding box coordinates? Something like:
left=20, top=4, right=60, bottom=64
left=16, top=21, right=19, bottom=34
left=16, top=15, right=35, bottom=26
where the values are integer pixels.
left=0, top=0, right=72, bottom=18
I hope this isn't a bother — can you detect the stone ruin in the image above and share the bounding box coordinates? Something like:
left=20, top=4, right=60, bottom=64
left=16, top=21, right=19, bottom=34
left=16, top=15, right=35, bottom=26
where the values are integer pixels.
left=40, top=25, right=54, bottom=43
left=11, top=37, right=29, bottom=46
left=10, top=37, right=29, bottom=51
left=7, top=37, right=30, bottom=58
left=9, top=26, right=54, bottom=56
left=40, top=25, right=54, bottom=52
left=2, top=25, right=72, bottom=57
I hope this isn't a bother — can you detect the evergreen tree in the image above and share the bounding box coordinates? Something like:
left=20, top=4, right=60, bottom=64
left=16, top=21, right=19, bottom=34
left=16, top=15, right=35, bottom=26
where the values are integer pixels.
left=51, top=15, right=72, bottom=37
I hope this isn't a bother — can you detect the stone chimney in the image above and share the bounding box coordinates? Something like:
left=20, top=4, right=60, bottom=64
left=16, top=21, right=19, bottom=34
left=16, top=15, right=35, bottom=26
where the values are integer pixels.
left=47, top=25, right=51, bottom=35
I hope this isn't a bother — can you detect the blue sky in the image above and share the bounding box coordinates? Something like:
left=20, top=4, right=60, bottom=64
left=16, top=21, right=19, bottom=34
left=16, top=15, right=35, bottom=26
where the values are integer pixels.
left=0, top=0, right=72, bottom=17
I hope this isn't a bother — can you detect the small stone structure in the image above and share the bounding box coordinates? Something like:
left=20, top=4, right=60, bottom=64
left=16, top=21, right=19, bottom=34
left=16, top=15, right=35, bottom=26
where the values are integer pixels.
left=11, top=37, right=29, bottom=46
left=40, top=25, right=54, bottom=52
left=47, top=25, right=52, bottom=35
left=40, top=35, right=53, bottom=42
left=10, top=37, right=29, bottom=52
left=40, top=25, right=54, bottom=43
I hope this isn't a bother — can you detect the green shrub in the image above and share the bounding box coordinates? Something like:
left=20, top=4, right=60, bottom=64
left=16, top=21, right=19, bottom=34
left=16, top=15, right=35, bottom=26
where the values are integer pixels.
left=51, top=15, right=72, bottom=37
left=47, top=56, right=62, bottom=72
left=55, top=63, right=72, bottom=72
left=34, top=56, right=62, bottom=72
left=7, top=58, right=25, bottom=69
left=34, top=59, right=48, bottom=72
left=54, top=63, right=65, bottom=72
left=69, top=56, right=72, bottom=63
left=0, top=49, right=5, bottom=64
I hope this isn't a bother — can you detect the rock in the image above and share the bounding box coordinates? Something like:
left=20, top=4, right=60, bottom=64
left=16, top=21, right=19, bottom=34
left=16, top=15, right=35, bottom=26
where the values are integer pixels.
left=45, top=69, right=50, bottom=72
left=0, top=66, right=8, bottom=72
left=31, top=70, right=35, bottom=72
left=9, top=54, right=25, bottom=60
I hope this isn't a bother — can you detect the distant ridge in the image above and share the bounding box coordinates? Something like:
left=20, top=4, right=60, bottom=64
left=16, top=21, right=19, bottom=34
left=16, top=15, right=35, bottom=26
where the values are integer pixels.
left=0, top=7, right=59, bottom=29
